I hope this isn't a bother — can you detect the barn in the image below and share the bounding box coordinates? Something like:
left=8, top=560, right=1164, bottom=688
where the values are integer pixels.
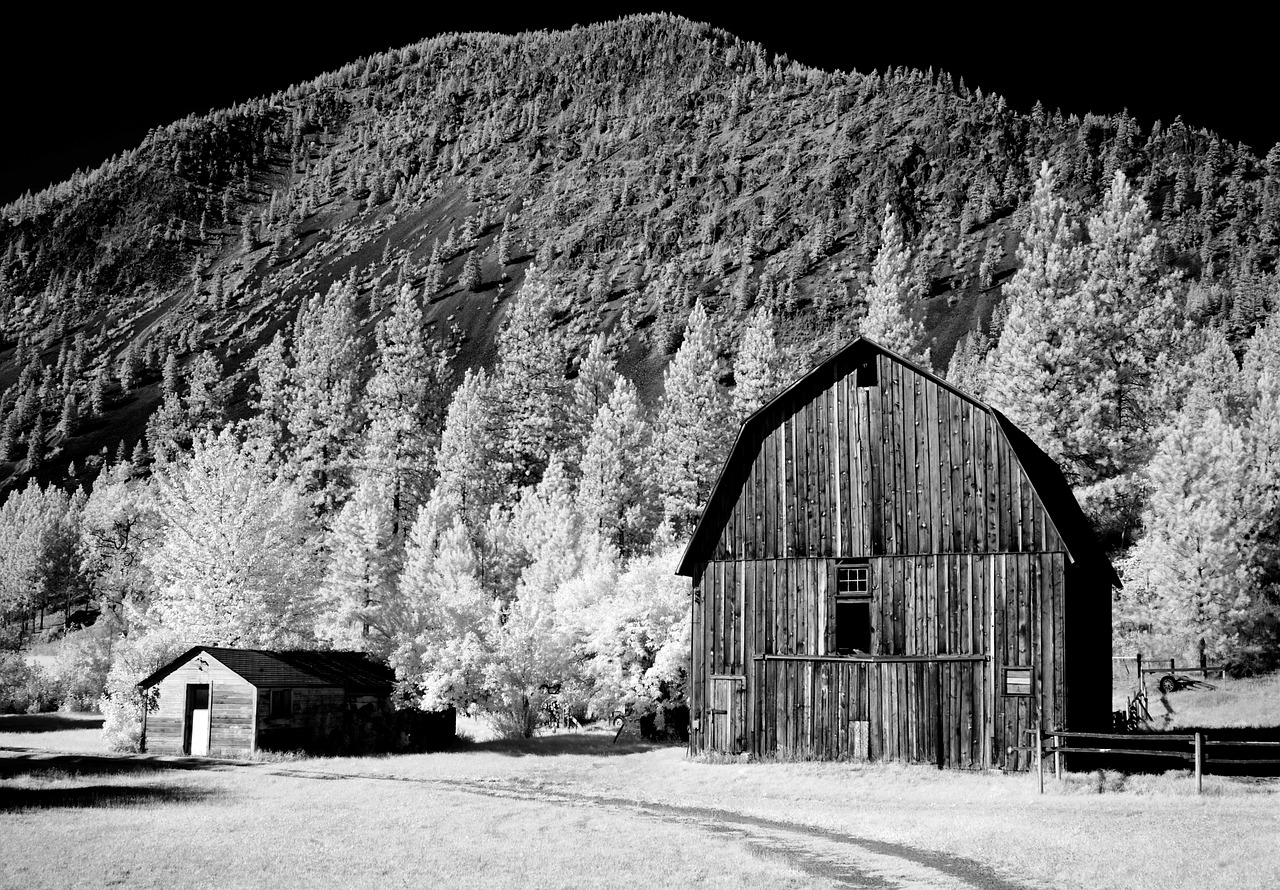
left=679, top=337, right=1118, bottom=770
left=138, top=647, right=416, bottom=757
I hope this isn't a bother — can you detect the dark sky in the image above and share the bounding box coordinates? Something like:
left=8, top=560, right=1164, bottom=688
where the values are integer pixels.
left=1, top=7, right=1272, bottom=206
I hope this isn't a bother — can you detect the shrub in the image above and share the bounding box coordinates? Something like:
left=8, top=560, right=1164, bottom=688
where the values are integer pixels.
left=100, top=631, right=186, bottom=752
left=53, top=629, right=115, bottom=712
left=0, top=654, right=59, bottom=714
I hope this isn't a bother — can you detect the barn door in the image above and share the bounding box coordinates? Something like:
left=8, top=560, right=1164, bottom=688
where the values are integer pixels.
left=708, top=675, right=746, bottom=754
left=184, top=684, right=211, bottom=756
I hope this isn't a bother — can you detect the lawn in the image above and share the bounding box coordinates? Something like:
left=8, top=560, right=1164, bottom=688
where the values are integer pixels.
left=3, top=713, right=1279, bottom=889
left=1112, top=664, right=1280, bottom=728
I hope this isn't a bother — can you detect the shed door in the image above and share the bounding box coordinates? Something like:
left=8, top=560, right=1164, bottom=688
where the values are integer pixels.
left=185, top=684, right=211, bottom=756
left=708, top=675, right=746, bottom=754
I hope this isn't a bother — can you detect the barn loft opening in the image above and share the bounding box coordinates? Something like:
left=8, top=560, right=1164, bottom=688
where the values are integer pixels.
left=835, top=563, right=872, bottom=653
left=856, top=356, right=878, bottom=387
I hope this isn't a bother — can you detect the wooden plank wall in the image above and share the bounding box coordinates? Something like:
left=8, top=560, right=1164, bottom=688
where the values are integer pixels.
left=690, top=551, right=1067, bottom=767
left=708, top=353, right=1064, bottom=562
left=146, top=659, right=256, bottom=756
left=757, top=657, right=987, bottom=767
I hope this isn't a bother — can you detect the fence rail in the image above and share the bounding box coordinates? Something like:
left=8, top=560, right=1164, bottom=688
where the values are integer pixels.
left=1035, top=730, right=1280, bottom=794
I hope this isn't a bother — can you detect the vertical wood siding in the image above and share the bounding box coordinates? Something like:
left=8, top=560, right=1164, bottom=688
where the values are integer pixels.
left=711, top=354, right=1064, bottom=562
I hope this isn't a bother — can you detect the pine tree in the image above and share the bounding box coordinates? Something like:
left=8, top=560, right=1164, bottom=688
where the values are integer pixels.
left=430, top=369, right=503, bottom=537
left=460, top=250, right=481, bottom=292
left=983, top=162, right=1085, bottom=470
left=26, top=412, right=45, bottom=475
left=286, top=279, right=366, bottom=513
left=731, top=307, right=785, bottom=422
left=315, top=476, right=398, bottom=653
left=1066, top=171, right=1177, bottom=481
left=578, top=378, right=655, bottom=556
left=653, top=300, right=731, bottom=538
left=493, top=269, right=571, bottom=491
left=497, top=215, right=513, bottom=267
left=567, top=333, right=619, bottom=457
left=860, top=208, right=930, bottom=365
left=1124, top=380, right=1251, bottom=662
left=88, top=366, right=107, bottom=416
left=58, top=393, right=77, bottom=437
left=945, top=329, right=991, bottom=397
left=361, top=284, right=453, bottom=537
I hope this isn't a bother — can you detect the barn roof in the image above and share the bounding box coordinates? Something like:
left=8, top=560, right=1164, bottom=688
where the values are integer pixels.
left=676, top=336, right=1120, bottom=588
left=137, top=646, right=397, bottom=694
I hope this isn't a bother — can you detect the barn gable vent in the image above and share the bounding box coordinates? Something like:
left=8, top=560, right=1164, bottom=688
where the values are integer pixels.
left=856, top=357, right=878, bottom=387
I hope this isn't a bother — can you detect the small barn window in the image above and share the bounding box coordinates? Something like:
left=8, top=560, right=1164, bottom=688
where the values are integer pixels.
left=1003, top=667, right=1032, bottom=696
left=835, top=563, right=872, bottom=654
left=856, top=357, right=878, bottom=388
left=270, top=689, right=292, bottom=717
left=836, top=564, right=869, bottom=594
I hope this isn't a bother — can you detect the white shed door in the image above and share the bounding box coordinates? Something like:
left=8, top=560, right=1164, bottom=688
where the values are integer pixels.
left=190, top=707, right=210, bottom=755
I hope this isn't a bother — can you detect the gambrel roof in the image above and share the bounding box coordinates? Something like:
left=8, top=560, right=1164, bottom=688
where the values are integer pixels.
left=138, top=646, right=396, bottom=694
left=677, top=336, right=1120, bottom=588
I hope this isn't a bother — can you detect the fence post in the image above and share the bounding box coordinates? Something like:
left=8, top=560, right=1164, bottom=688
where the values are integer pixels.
left=1199, top=639, right=1207, bottom=678
left=1036, top=728, right=1044, bottom=794
left=1054, top=731, right=1062, bottom=780
left=1136, top=651, right=1142, bottom=683
left=1194, top=731, right=1203, bottom=795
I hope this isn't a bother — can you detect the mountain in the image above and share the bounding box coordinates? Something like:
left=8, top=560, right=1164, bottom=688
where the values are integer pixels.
left=1, top=13, right=1277, bottom=498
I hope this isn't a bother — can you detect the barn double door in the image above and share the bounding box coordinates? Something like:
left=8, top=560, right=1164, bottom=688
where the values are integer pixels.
left=755, top=656, right=991, bottom=767
left=707, top=675, right=747, bottom=754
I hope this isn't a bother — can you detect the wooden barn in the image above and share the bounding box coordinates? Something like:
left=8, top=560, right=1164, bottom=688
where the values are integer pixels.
left=138, top=647, right=418, bottom=757
left=679, top=337, right=1118, bottom=770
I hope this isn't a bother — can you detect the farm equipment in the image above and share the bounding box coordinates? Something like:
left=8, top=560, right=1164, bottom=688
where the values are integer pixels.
left=1156, top=673, right=1217, bottom=694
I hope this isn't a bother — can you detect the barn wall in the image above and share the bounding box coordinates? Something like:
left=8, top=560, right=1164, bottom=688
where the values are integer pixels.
left=144, top=657, right=256, bottom=756
left=705, top=352, right=1064, bottom=563
left=691, top=551, right=1068, bottom=768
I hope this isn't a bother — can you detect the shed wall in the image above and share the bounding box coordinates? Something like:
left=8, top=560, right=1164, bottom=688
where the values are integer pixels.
left=145, top=658, right=256, bottom=756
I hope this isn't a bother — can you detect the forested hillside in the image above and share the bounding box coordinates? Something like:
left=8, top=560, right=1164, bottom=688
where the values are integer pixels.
left=1, top=15, right=1277, bottom=732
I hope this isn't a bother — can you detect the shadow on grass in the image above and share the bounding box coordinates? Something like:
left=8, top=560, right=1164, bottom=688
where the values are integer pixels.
left=460, top=731, right=673, bottom=758
left=0, top=713, right=104, bottom=733
left=0, top=784, right=218, bottom=812
left=0, top=751, right=239, bottom=781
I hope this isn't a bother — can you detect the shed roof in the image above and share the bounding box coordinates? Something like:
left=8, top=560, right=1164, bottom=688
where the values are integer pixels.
left=137, top=646, right=397, bottom=694
left=677, top=336, right=1120, bottom=588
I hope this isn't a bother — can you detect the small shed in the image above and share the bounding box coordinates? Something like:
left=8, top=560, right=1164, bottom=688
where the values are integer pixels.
left=138, top=647, right=418, bottom=757
left=679, top=337, right=1118, bottom=770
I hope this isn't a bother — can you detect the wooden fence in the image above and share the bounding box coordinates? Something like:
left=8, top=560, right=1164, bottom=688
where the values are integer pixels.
left=1035, top=730, right=1280, bottom=794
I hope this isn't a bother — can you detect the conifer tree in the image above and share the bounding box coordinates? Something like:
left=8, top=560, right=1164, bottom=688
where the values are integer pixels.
left=1066, top=171, right=1177, bottom=480
left=567, top=333, right=620, bottom=459
left=316, top=476, right=398, bottom=653
left=361, top=284, right=453, bottom=536
left=731, top=307, right=785, bottom=422
left=945, top=329, right=990, bottom=397
left=430, top=369, right=503, bottom=537
left=653, top=300, right=731, bottom=538
left=983, top=162, right=1085, bottom=470
left=494, top=269, right=571, bottom=491
left=460, top=250, right=481, bottom=292
left=26, top=412, right=45, bottom=475
left=861, top=208, right=930, bottom=365
left=578, top=378, right=655, bottom=556
left=286, top=279, right=366, bottom=513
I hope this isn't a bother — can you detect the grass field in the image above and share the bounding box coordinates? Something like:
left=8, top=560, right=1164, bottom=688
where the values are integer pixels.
left=1112, top=663, right=1280, bottom=728
left=4, top=709, right=1280, bottom=889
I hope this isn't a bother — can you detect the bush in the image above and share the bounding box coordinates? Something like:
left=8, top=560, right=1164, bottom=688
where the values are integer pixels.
left=53, top=630, right=114, bottom=712
left=0, top=654, right=59, bottom=714
left=100, top=631, right=186, bottom=752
